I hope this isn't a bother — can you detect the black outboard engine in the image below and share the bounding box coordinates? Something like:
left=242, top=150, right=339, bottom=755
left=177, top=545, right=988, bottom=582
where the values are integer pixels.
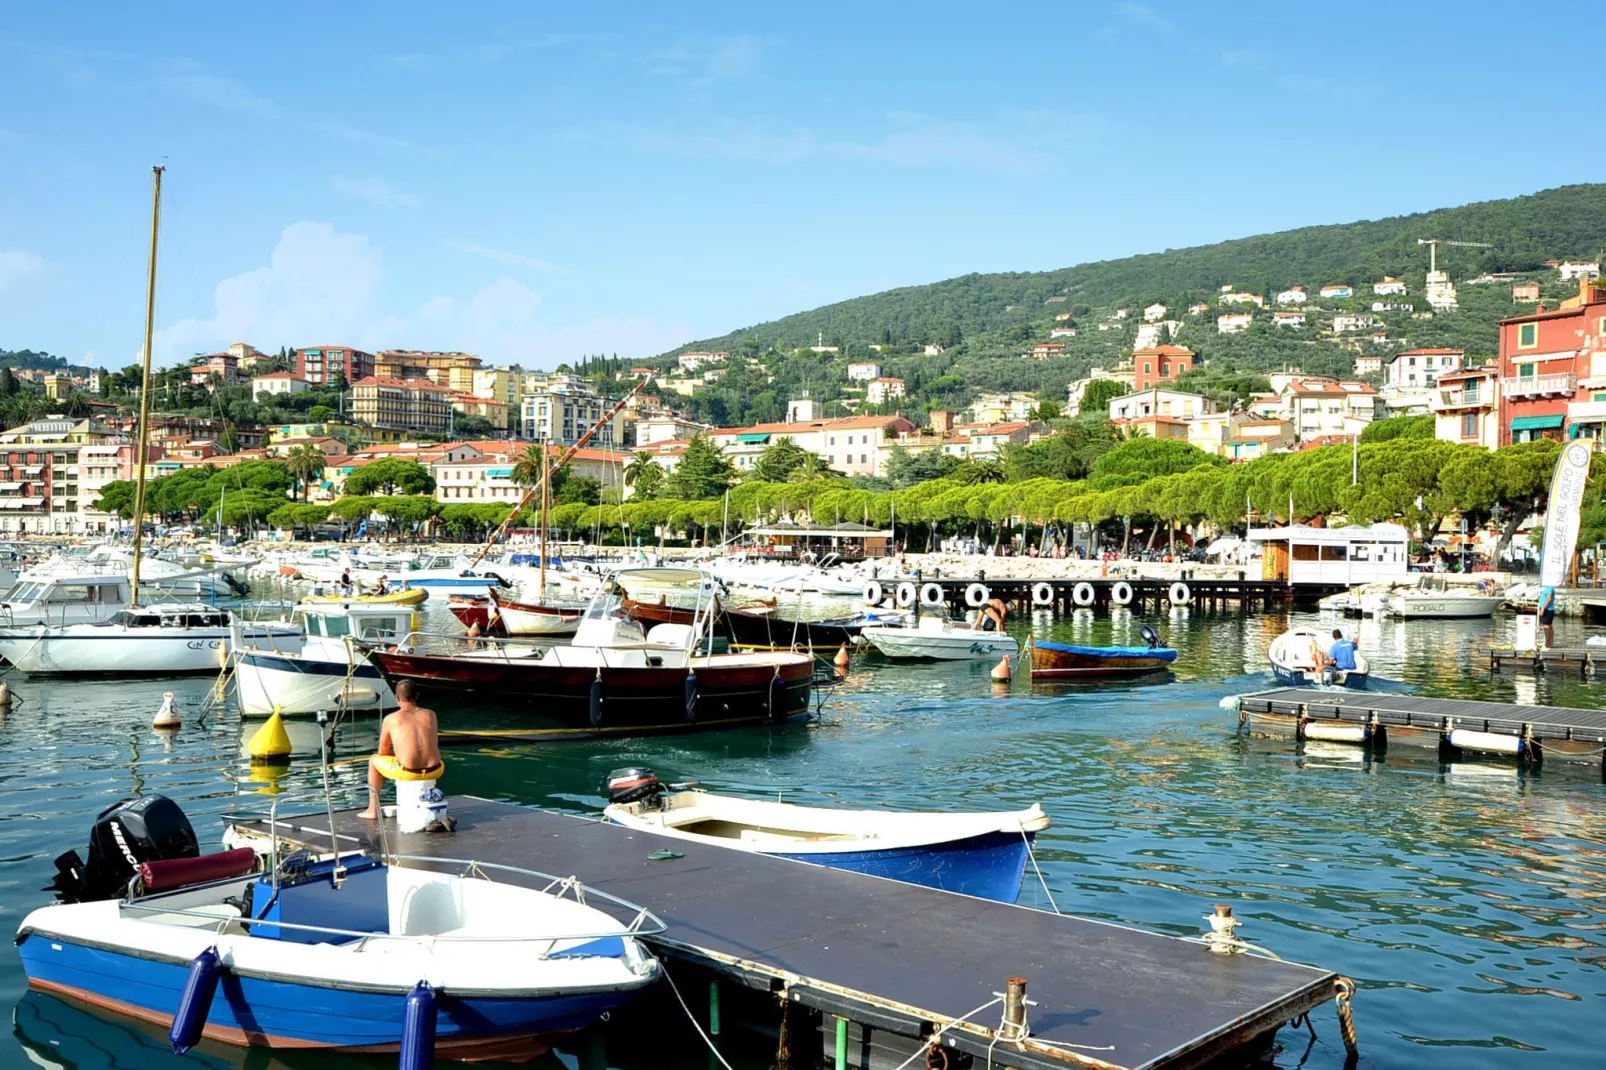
left=606, top=768, right=664, bottom=808
left=47, top=794, right=199, bottom=903
left=1139, top=624, right=1161, bottom=650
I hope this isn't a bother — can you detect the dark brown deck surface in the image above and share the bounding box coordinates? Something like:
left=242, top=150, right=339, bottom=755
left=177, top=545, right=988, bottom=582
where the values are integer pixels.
left=240, top=798, right=1337, bottom=1070
left=1241, top=687, right=1606, bottom=743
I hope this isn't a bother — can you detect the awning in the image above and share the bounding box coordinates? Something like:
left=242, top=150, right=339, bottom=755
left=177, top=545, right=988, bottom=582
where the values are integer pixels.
left=735, top=433, right=771, bottom=443
left=487, top=467, right=513, bottom=478
left=1510, top=414, right=1565, bottom=431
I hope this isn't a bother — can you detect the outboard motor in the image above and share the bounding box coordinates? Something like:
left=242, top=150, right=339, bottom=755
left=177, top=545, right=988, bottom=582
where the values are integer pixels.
left=1139, top=624, right=1161, bottom=650
left=47, top=794, right=199, bottom=903
left=606, top=768, right=664, bottom=809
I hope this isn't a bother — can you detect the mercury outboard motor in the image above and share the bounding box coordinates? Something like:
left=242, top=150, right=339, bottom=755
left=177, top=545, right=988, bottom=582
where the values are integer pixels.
left=1139, top=624, right=1162, bottom=650
left=47, top=794, right=200, bottom=903
left=606, top=768, right=664, bottom=808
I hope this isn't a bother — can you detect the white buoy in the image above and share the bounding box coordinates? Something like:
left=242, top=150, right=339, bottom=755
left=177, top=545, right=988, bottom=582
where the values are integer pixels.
left=153, top=691, right=181, bottom=729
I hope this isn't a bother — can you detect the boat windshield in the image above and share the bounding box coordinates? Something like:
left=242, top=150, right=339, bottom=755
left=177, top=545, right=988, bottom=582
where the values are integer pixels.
left=356, top=614, right=407, bottom=640
left=1, top=582, right=42, bottom=603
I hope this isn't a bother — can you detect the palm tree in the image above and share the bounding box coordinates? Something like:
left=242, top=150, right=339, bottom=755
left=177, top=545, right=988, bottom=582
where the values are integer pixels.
left=511, top=444, right=549, bottom=490
left=624, top=451, right=664, bottom=499
left=960, top=459, right=1006, bottom=485
left=284, top=444, right=327, bottom=501
left=787, top=452, right=839, bottom=483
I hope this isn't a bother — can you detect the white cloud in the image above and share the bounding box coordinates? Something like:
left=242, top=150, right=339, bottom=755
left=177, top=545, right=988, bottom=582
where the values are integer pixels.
left=457, top=243, right=569, bottom=274
left=154, top=222, right=691, bottom=368
left=0, top=250, right=45, bottom=293
left=332, top=176, right=424, bottom=211
left=1114, top=2, right=1173, bottom=32
left=650, top=34, right=768, bottom=81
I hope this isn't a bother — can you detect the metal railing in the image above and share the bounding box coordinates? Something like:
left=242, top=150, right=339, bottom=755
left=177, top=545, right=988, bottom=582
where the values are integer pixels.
left=1502, top=373, right=1577, bottom=398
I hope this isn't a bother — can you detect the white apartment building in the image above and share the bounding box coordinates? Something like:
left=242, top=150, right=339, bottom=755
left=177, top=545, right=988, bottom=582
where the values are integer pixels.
left=1431, top=368, right=1500, bottom=449
left=1108, top=389, right=1216, bottom=422
left=520, top=376, right=616, bottom=447
left=1276, top=287, right=1307, bottom=305
left=1218, top=313, right=1254, bottom=333
left=251, top=372, right=309, bottom=400
left=866, top=377, right=906, bottom=405
left=1279, top=379, right=1380, bottom=440
left=1385, top=348, right=1463, bottom=391
left=711, top=414, right=916, bottom=478
left=846, top=362, right=882, bottom=382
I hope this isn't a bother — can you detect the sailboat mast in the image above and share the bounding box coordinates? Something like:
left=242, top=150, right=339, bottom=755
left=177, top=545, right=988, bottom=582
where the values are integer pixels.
left=129, top=165, right=164, bottom=607
left=538, top=438, right=549, bottom=599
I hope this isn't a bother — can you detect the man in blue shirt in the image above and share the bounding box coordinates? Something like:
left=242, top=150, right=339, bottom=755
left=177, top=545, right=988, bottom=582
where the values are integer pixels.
left=1326, top=629, right=1357, bottom=671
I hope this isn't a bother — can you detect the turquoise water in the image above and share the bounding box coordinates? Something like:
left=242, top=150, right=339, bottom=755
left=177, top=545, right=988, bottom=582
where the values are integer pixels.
left=2, top=603, right=1603, bottom=1069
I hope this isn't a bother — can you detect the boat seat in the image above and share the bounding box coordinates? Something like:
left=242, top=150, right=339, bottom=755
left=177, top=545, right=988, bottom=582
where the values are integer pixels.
left=646, top=623, right=695, bottom=647
left=138, top=848, right=259, bottom=893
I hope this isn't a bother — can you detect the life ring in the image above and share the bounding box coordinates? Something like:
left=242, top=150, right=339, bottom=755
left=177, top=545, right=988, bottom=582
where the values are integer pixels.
left=1031, top=582, right=1054, bottom=606
left=1072, top=582, right=1095, bottom=607
left=862, top=580, right=883, bottom=606
left=1169, top=581, right=1191, bottom=606
left=1111, top=581, right=1134, bottom=606
left=964, top=583, right=989, bottom=608
left=920, top=582, right=945, bottom=607
left=371, top=755, right=445, bottom=782
left=895, top=582, right=918, bottom=608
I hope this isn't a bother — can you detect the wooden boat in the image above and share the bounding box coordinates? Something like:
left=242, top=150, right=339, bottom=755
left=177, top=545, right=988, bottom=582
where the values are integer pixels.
left=621, top=593, right=697, bottom=627
left=448, top=594, right=504, bottom=635
left=1268, top=627, right=1370, bottom=688
left=302, top=587, right=427, bottom=607
left=369, top=568, right=815, bottom=738
left=722, top=605, right=903, bottom=652
left=20, top=797, right=662, bottom=1059
left=489, top=589, right=584, bottom=637
left=1027, top=627, right=1177, bottom=679
left=602, top=771, right=1051, bottom=903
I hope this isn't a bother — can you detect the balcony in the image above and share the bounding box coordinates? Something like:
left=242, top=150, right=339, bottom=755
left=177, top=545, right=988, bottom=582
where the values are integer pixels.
left=1502, top=373, right=1576, bottom=399
left=1432, top=389, right=1492, bottom=412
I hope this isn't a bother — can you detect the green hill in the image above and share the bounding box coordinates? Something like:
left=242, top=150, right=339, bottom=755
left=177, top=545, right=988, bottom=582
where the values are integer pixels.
left=643, top=184, right=1606, bottom=429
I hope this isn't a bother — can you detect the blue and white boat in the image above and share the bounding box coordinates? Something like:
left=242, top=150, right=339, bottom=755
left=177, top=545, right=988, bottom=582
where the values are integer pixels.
left=398, top=553, right=513, bottom=599
left=1268, top=627, right=1370, bottom=689
left=1027, top=627, right=1178, bottom=679
left=601, top=771, right=1051, bottom=903
left=233, top=601, right=414, bottom=717
left=17, top=800, right=663, bottom=1060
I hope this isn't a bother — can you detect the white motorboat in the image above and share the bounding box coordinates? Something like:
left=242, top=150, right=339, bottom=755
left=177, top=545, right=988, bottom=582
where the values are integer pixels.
left=488, top=589, right=586, bottom=637
left=234, top=602, right=413, bottom=716
left=1268, top=627, right=1370, bottom=688
left=1387, top=575, right=1502, bottom=619
left=860, top=616, right=1019, bottom=661
left=0, top=605, right=302, bottom=676
left=0, top=572, right=130, bottom=627
left=20, top=796, right=663, bottom=1059
left=602, top=770, right=1050, bottom=902
left=399, top=553, right=513, bottom=599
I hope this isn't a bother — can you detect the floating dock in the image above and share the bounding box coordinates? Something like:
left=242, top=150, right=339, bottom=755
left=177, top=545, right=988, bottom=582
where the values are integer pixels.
left=1237, top=687, right=1606, bottom=767
left=864, top=574, right=1295, bottom=615
left=238, top=798, right=1345, bottom=1070
left=1483, top=645, right=1600, bottom=675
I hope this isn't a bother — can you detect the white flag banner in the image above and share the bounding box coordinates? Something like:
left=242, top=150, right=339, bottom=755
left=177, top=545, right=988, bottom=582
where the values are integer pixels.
left=1539, top=440, right=1593, bottom=589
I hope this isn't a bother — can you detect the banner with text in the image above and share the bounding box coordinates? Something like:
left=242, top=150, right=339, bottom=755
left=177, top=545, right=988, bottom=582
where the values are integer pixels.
left=1538, top=440, right=1593, bottom=589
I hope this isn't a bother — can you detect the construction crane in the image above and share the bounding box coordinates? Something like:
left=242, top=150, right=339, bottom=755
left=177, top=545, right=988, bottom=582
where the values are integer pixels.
left=1416, top=237, right=1493, bottom=274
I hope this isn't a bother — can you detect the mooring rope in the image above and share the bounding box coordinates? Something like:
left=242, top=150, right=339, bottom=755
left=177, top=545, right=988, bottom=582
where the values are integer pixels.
left=1019, top=825, right=1059, bottom=915
left=660, top=962, right=735, bottom=1070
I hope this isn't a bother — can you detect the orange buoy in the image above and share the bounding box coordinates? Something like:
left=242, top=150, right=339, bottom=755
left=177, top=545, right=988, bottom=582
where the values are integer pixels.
left=833, top=645, right=850, bottom=674
left=991, top=655, right=1011, bottom=682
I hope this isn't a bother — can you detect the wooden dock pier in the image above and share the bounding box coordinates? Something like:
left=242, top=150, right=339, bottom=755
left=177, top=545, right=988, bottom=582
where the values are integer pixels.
left=1237, top=688, right=1606, bottom=768
left=861, top=573, right=1296, bottom=616
left=1482, top=645, right=1600, bottom=675
left=239, top=798, right=1346, bottom=1070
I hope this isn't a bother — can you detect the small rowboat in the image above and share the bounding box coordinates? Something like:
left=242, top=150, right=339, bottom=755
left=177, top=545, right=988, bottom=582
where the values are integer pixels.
left=1268, top=627, right=1370, bottom=688
left=621, top=593, right=697, bottom=628
left=601, top=770, right=1051, bottom=903
left=859, top=617, right=1018, bottom=661
left=302, top=587, right=428, bottom=607
left=1027, top=627, right=1177, bottom=679
left=448, top=594, right=505, bottom=635
left=489, top=590, right=585, bottom=637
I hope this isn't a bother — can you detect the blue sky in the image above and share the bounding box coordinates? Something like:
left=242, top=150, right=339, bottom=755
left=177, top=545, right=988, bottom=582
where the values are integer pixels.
left=1, top=2, right=1600, bottom=371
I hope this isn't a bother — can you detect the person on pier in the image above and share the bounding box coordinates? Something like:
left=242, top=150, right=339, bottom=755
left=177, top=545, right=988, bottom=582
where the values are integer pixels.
left=359, top=679, right=452, bottom=832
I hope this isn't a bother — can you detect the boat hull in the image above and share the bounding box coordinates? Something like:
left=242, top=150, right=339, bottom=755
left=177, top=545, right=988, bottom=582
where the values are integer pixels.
left=1028, top=640, right=1177, bottom=678
left=722, top=608, right=862, bottom=651
left=863, top=628, right=1018, bottom=661
left=18, top=935, right=631, bottom=1056
left=621, top=596, right=697, bottom=628
left=235, top=651, right=396, bottom=717
left=772, top=829, right=1034, bottom=903
left=368, top=650, right=814, bottom=738
left=1388, top=597, right=1502, bottom=619
left=448, top=598, right=506, bottom=636
left=492, top=597, right=583, bottom=637
left=0, top=626, right=301, bottom=676
left=1268, top=629, right=1370, bottom=689
left=303, top=588, right=428, bottom=607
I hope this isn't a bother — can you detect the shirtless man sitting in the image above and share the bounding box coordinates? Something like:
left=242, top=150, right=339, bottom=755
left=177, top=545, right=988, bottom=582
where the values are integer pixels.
left=358, top=679, right=443, bottom=820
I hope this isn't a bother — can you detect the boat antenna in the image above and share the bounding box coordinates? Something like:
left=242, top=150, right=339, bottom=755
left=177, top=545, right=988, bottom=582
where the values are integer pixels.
left=129, top=165, right=164, bottom=608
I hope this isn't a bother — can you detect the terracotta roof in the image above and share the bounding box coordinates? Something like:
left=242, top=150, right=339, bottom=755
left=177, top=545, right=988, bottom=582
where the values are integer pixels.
left=252, top=371, right=305, bottom=381
left=351, top=375, right=453, bottom=391
left=1132, top=345, right=1195, bottom=357
left=1394, top=348, right=1463, bottom=357
left=712, top=415, right=916, bottom=436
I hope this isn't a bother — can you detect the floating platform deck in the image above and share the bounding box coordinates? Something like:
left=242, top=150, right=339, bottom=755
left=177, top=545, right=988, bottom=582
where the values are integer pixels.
left=238, top=798, right=1344, bottom=1070
left=1482, top=645, right=1601, bottom=674
left=865, top=575, right=1298, bottom=615
left=1237, top=687, right=1606, bottom=767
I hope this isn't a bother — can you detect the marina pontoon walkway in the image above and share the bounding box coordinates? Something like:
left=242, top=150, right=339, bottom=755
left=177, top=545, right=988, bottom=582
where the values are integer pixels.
left=240, top=797, right=1342, bottom=1070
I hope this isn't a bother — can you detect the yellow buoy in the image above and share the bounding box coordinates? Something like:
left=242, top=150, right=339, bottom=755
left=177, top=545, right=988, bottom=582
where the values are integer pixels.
left=991, top=655, right=1011, bottom=683
left=152, top=690, right=181, bottom=729
left=247, top=709, right=293, bottom=760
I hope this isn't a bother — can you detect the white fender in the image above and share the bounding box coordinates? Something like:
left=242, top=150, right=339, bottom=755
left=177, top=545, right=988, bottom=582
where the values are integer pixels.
left=1072, top=582, right=1095, bottom=607
left=1169, top=581, right=1192, bottom=606
left=1111, top=581, right=1134, bottom=606
left=964, top=583, right=989, bottom=608
left=1031, top=582, right=1054, bottom=606
left=920, top=582, right=945, bottom=606
left=895, top=582, right=918, bottom=608
left=862, top=580, right=884, bottom=606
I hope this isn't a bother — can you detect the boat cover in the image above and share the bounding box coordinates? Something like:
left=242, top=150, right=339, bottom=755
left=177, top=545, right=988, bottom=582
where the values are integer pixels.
left=1033, top=640, right=1177, bottom=661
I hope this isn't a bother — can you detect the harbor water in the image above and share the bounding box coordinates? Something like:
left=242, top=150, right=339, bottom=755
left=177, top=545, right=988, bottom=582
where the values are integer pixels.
left=2, top=603, right=1602, bottom=1069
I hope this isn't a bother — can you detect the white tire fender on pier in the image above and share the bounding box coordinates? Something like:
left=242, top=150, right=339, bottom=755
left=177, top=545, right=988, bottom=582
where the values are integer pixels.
left=1169, top=581, right=1192, bottom=606
left=920, top=582, right=945, bottom=607
left=895, top=582, right=918, bottom=608
left=1071, top=582, right=1095, bottom=607
left=1110, top=581, right=1134, bottom=606
left=862, top=580, right=883, bottom=606
left=1032, top=582, right=1055, bottom=607
left=964, top=583, right=990, bottom=608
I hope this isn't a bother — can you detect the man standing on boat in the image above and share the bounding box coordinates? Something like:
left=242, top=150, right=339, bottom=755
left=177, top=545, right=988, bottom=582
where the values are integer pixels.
left=359, top=680, right=449, bottom=830
left=339, top=568, right=354, bottom=596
